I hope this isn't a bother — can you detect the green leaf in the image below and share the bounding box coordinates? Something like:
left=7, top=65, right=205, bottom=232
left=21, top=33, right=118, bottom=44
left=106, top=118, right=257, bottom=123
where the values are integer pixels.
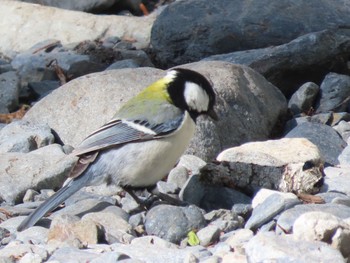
left=187, top=230, right=200, bottom=246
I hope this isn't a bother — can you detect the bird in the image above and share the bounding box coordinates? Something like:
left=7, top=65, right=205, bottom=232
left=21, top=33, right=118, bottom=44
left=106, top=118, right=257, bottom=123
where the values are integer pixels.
left=17, top=68, right=218, bottom=231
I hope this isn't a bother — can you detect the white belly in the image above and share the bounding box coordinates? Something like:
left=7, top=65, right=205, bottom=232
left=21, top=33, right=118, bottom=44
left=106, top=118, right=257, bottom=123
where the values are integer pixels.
left=86, top=111, right=196, bottom=187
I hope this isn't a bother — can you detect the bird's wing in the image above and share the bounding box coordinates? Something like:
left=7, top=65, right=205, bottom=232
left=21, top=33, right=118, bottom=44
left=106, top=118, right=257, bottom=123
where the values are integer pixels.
left=72, top=114, right=185, bottom=157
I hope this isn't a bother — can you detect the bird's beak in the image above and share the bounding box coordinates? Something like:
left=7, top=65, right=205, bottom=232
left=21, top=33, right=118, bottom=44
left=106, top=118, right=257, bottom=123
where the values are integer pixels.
left=208, top=108, right=219, bottom=121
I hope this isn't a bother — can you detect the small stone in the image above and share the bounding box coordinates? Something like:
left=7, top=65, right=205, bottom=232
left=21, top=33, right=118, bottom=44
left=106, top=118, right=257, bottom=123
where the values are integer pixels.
left=82, top=211, right=134, bottom=244
left=167, top=165, right=190, bottom=189
left=224, top=229, right=253, bottom=254
left=145, top=204, right=206, bottom=244
left=245, top=232, right=344, bottom=262
left=177, top=155, right=207, bottom=176
left=288, top=82, right=319, bottom=115
left=22, top=189, right=39, bottom=203
left=197, top=225, right=221, bottom=246
left=48, top=214, right=100, bottom=247
left=245, top=193, right=299, bottom=231
left=18, top=252, right=42, bottom=263
left=16, top=226, right=49, bottom=245
left=251, top=188, right=299, bottom=208
left=0, top=71, right=20, bottom=112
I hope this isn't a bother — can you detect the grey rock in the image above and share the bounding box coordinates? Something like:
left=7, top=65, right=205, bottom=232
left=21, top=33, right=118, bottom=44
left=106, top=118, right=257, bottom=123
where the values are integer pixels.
left=52, top=199, right=116, bottom=219
left=128, top=212, right=145, bottom=228
left=48, top=214, right=100, bottom=246
left=89, top=252, right=132, bottom=263
left=231, top=204, right=252, bottom=220
left=0, top=2, right=154, bottom=55
left=0, top=120, right=54, bottom=153
left=293, top=211, right=350, bottom=258
left=177, top=155, right=207, bottom=176
left=67, top=60, right=107, bottom=79
left=112, top=49, right=154, bottom=68
left=156, top=181, right=178, bottom=195
left=204, top=30, right=350, bottom=96
left=332, top=197, right=350, bottom=207
left=251, top=189, right=299, bottom=209
left=321, top=166, right=350, bottom=196
left=109, top=236, right=212, bottom=263
left=22, top=189, right=40, bottom=203
left=334, top=120, right=350, bottom=142
left=0, top=242, right=48, bottom=262
left=28, top=80, right=60, bottom=101
left=11, top=47, right=89, bottom=85
left=245, top=232, right=345, bottom=262
left=167, top=165, right=190, bottom=190
left=15, top=226, right=49, bottom=245
left=204, top=209, right=244, bottom=233
left=316, top=191, right=349, bottom=204
left=18, top=0, right=118, bottom=13
left=0, top=71, right=20, bottom=112
left=276, top=203, right=350, bottom=235
left=316, top=72, right=350, bottom=113
left=145, top=204, right=206, bottom=244
left=180, top=174, right=251, bottom=211
left=49, top=246, right=99, bottom=262
left=338, top=144, right=350, bottom=166
left=197, top=225, right=221, bottom=246
left=284, top=112, right=350, bottom=135
left=152, top=0, right=350, bottom=68
left=288, top=82, right=319, bottom=115
left=285, top=122, right=346, bottom=165
left=106, top=59, right=140, bottom=70
left=82, top=210, right=134, bottom=244
left=24, top=61, right=287, bottom=161
left=245, top=193, right=299, bottom=231
left=0, top=144, right=77, bottom=204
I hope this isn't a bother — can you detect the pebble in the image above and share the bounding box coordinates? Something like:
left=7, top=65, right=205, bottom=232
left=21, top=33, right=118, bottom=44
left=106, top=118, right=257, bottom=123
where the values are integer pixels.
left=145, top=205, right=206, bottom=244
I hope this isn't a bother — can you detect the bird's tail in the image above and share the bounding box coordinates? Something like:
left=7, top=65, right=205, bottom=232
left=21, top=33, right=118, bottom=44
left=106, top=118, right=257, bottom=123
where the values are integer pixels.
left=17, top=173, right=91, bottom=232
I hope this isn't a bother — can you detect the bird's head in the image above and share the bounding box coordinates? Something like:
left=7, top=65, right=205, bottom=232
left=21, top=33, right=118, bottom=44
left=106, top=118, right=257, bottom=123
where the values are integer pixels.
left=166, top=68, right=218, bottom=121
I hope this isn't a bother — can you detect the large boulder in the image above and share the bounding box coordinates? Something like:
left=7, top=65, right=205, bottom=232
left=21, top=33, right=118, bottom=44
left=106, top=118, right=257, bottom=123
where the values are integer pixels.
left=151, top=0, right=350, bottom=68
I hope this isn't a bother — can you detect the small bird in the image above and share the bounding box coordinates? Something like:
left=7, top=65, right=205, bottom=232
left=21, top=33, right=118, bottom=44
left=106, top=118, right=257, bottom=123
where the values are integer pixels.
left=17, top=68, right=217, bottom=231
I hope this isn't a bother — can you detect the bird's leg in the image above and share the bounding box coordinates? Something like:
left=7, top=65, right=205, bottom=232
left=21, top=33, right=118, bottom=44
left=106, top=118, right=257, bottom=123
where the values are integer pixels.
left=147, top=185, right=188, bottom=207
left=122, top=186, right=157, bottom=210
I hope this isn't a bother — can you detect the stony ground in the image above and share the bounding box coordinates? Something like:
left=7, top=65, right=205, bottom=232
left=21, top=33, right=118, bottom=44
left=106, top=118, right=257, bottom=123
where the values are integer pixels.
left=1, top=1, right=350, bottom=262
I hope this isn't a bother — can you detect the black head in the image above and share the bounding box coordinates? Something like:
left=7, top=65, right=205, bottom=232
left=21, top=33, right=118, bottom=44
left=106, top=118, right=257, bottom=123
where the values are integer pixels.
left=166, top=68, right=218, bottom=121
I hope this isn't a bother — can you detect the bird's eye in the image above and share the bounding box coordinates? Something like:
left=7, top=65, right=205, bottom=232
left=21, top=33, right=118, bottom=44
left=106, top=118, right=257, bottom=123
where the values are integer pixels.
left=302, top=161, right=314, bottom=171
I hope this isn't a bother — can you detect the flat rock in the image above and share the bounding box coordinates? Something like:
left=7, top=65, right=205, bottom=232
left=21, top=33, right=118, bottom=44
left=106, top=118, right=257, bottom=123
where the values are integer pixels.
left=245, top=232, right=345, bottom=262
left=0, top=1, right=155, bottom=55
left=0, top=144, right=77, bottom=204
left=211, top=138, right=324, bottom=194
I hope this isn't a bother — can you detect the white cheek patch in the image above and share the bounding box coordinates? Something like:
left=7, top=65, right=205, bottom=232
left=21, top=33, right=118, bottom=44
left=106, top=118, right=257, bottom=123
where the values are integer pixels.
left=184, top=82, right=210, bottom=112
